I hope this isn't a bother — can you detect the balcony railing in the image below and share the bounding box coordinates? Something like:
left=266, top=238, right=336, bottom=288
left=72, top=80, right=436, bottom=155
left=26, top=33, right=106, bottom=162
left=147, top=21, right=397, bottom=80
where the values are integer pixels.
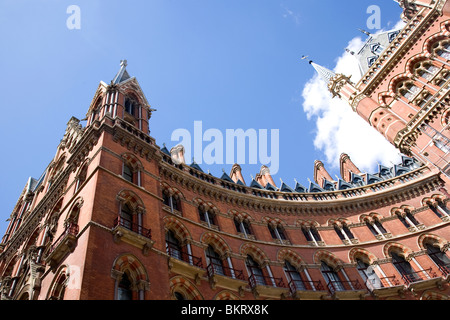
left=206, top=262, right=246, bottom=281
left=166, top=242, right=203, bottom=268
left=49, top=223, right=79, bottom=254
left=400, top=268, right=438, bottom=285
left=326, top=280, right=364, bottom=295
left=113, top=216, right=151, bottom=239
left=248, top=273, right=286, bottom=289
left=378, top=275, right=402, bottom=288
left=288, top=279, right=325, bottom=295
left=436, top=263, right=450, bottom=277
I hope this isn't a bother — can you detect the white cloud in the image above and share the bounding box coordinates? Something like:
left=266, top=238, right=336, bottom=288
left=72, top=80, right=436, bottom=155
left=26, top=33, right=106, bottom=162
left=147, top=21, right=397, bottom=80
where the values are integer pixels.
left=302, top=37, right=401, bottom=174
left=281, top=5, right=300, bottom=25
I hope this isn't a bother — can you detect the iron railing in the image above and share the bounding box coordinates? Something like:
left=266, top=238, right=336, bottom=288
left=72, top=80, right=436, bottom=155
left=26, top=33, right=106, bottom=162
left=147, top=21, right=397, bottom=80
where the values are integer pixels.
left=248, top=273, right=286, bottom=289
left=114, top=216, right=152, bottom=239
left=49, top=223, right=79, bottom=253
left=326, top=279, right=364, bottom=295
left=288, top=279, right=325, bottom=295
left=400, top=268, right=438, bottom=285
left=166, top=242, right=203, bottom=268
left=206, top=262, right=246, bottom=281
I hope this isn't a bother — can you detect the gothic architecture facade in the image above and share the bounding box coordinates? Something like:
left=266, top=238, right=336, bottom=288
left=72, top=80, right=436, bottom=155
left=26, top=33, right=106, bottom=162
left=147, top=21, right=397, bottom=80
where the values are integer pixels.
left=0, top=0, right=449, bottom=300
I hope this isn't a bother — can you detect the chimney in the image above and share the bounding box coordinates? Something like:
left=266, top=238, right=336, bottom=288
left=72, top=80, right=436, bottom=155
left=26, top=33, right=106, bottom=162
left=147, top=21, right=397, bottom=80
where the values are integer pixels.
left=170, top=145, right=186, bottom=165
left=230, top=164, right=246, bottom=185
left=314, top=160, right=333, bottom=188
left=339, top=153, right=362, bottom=182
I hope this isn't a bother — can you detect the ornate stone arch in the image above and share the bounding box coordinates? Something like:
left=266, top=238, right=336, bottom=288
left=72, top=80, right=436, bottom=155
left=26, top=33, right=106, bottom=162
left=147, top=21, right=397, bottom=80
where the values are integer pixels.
left=383, top=242, right=414, bottom=260
left=192, top=198, right=220, bottom=215
left=116, top=189, right=145, bottom=215
left=163, top=216, right=192, bottom=244
left=161, top=181, right=185, bottom=201
left=111, top=253, right=150, bottom=297
left=169, top=276, right=203, bottom=300
left=420, top=290, right=449, bottom=300
left=46, top=265, right=70, bottom=300
left=418, top=233, right=449, bottom=252
left=262, top=216, right=287, bottom=227
left=121, top=152, right=144, bottom=172
left=240, top=243, right=269, bottom=266
left=214, top=290, right=240, bottom=300
left=228, top=209, right=254, bottom=222
left=313, top=250, right=343, bottom=269
left=277, top=249, right=305, bottom=270
left=348, top=248, right=378, bottom=265
left=200, top=232, right=231, bottom=258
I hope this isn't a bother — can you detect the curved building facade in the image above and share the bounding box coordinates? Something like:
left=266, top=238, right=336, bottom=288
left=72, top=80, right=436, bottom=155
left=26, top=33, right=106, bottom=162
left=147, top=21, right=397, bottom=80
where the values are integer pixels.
left=0, top=0, right=449, bottom=300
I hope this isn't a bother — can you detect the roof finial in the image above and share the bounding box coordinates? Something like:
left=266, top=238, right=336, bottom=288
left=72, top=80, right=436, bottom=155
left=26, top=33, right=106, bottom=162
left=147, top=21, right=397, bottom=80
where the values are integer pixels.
left=120, top=59, right=128, bottom=67
left=358, top=28, right=371, bottom=37
left=345, top=48, right=355, bottom=55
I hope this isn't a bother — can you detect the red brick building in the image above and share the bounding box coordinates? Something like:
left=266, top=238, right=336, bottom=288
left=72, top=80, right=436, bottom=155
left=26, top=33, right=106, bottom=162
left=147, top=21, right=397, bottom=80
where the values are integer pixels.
left=0, top=0, right=449, bottom=300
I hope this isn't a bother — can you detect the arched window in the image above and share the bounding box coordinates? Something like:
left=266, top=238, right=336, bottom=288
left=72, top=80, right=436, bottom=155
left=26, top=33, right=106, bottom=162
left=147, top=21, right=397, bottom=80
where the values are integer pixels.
left=426, top=243, right=450, bottom=275
left=124, top=97, right=137, bottom=117
left=414, top=61, right=440, bottom=80
left=356, top=259, right=382, bottom=290
left=198, top=208, right=218, bottom=229
left=366, top=219, right=388, bottom=238
left=429, top=201, right=450, bottom=218
left=49, top=273, right=68, bottom=300
left=174, top=292, right=185, bottom=300
left=120, top=203, right=133, bottom=230
left=163, top=191, right=180, bottom=213
left=234, top=217, right=253, bottom=238
left=396, top=209, right=421, bottom=229
left=320, top=261, right=344, bottom=292
left=390, top=252, right=418, bottom=283
left=205, top=245, right=225, bottom=276
left=333, top=223, right=355, bottom=243
left=283, top=261, right=306, bottom=291
left=123, top=163, right=134, bottom=183
left=75, top=164, right=88, bottom=192
left=435, top=42, right=450, bottom=60
left=301, top=225, right=322, bottom=245
left=117, top=272, right=133, bottom=300
left=246, top=255, right=266, bottom=286
left=268, top=223, right=287, bottom=242
left=166, top=230, right=183, bottom=261
left=397, top=81, right=420, bottom=100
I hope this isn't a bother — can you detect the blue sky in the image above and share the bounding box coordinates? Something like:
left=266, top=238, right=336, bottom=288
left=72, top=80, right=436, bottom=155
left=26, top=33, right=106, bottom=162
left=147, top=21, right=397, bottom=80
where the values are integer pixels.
left=0, top=1, right=404, bottom=235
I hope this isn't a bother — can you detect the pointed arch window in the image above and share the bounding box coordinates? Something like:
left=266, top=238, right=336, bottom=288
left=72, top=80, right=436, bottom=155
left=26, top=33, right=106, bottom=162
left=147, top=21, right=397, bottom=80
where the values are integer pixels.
left=117, top=273, right=133, bottom=300
left=205, top=245, right=225, bottom=276
left=120, top=203, right=133, bottom=230
left=163, top=191, right=180, bottom=213
left=390, top=252, right=419, bottom=283
left=429, top=200, right=450, bottom=218
left=415, top=61, right=440, bottom=80
left=356, top=259, right=383, bottom=290
left=320, top=261, right=345, bottom=292
left=246, top=255, right=266, bottom=286
left=198, top=208, right=218, bottom=229
left=123, top=164, right=134, bottom=183
left=436, top=42, right=450, bottom=60
left=397, top=81, right=420, bottom=100
left=234, top=217, right=253, bottom=239
left=166, top=230, right=183, bottom=261
left=268, top=223, right=288, bottom=242
left=426, top=244, right=450, bottom=276
left=75, top=164, right=88, bottom=192
left=284, top=261, right=306, bottom=291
